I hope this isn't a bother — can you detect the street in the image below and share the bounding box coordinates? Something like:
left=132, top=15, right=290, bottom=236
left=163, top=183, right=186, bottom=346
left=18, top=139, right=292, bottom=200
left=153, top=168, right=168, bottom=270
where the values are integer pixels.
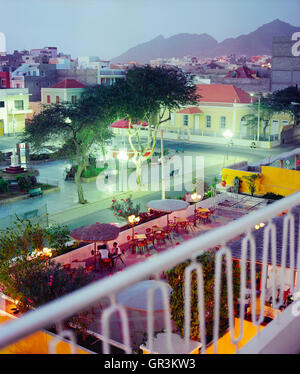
left=0, top=136, right=296, bottom=230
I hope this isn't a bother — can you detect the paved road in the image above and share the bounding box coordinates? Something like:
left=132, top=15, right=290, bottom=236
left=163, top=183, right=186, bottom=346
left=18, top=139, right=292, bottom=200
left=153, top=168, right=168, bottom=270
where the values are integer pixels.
left=0, top=137, right=296, bottom=230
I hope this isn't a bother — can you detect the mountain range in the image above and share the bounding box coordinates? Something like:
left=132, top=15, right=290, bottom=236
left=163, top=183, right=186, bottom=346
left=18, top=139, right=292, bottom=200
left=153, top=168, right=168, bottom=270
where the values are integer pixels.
left=111, top=19, right=300, bottom=63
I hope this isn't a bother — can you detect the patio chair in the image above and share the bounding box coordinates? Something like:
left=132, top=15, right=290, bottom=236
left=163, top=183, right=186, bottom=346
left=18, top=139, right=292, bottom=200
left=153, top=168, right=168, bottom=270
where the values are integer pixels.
left=63, top=263, right=71, bottom=273
left=99, top=257, right=113, bottom=271
left=154, top=232, right=166, bottom=246
left=186, top=220, right=196, bottom=232
left=83, top=265, right=94, bottom=275
left=164, top=228, right=172, bottom=240
left=167, top=222, right=177, bottom=232
left=136, top=239, right=148, bottom=254
left=127, top=235, right=137, bottom=254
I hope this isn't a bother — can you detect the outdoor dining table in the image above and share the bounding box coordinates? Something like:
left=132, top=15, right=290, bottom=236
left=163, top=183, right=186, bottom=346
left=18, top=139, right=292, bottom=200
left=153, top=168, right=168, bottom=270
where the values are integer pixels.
left=70, top=222, right=120, bottom=271
left=134, top=234, right=147, bottom=240
left=146, top=199, right=189, bottom=226
left=152, top=227, right=164, bottom=232
left=175, top=217, right=188, bottom=232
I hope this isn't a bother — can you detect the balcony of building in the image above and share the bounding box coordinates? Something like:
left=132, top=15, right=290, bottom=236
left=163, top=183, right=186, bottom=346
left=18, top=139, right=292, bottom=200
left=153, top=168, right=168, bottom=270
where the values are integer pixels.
left=0, top=191, right=299, bottom=354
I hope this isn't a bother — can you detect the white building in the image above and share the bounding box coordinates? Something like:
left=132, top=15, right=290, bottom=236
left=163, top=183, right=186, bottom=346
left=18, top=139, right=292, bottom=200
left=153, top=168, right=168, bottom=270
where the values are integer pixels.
left=77, top=56, right=110, bottom=70
left=0, top=88, right=32, bottom=136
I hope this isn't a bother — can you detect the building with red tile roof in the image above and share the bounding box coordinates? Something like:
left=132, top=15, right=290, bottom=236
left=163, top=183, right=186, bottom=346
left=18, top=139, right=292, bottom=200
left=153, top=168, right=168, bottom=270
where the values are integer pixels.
left=177, top=107, right=202, bottom=114
left=225, top=66, right=258, bottom=79
left=195, top=84, right=254, bottom=104
left=162, top=83, right=265, bottom=140
left=51, top=78, right=86, bottom=89
left=41, top=79, right=87, bottom=105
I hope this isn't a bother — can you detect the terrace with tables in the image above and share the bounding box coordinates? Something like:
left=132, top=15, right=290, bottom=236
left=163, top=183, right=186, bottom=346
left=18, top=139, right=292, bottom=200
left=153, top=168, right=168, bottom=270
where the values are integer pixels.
left=53, top=193, right=274, bottom=283
left=0, top=189, right=300, bottom=354
left=55, top=193, right=254, bottom=280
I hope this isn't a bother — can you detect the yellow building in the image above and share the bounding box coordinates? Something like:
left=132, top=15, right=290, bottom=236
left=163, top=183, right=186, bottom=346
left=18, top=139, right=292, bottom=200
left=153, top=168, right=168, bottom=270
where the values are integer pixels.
left=0, top=88, right=32, bottom=136
left=162, top=84, right=292, bottom=143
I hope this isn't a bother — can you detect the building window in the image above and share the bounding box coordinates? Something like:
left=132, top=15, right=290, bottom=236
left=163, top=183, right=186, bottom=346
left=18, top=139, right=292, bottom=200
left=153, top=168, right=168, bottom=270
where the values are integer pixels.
left=183, top=114, right=189, bottom=126
left=71, top=95, right=77, bottom=104
left=56, top=96, right=60, bottom=103
left=47, top=95, right=51, bottom=104
left=220, top=116, right=226, bottom=129
left=0, top=101, right=5, bottom=108
left=205, top=115, right=211, bottom=128
left=282, top=120, right=289, bottom=127
left=14, top=100, right=24, bottom=110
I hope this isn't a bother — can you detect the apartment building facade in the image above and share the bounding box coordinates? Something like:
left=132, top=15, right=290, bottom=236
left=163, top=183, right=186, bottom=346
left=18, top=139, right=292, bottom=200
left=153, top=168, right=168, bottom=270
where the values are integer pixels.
left=0, top=88, right=32, bottom=136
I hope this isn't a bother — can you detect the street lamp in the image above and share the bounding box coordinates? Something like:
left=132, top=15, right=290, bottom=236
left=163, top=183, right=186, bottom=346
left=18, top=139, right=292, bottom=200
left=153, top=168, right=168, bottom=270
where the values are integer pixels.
left=128, top=214, right=140, bottom=238
left=250, top=93, right=261, bottom=142
left=223, top=129, right=233, bottom=160
left=191, top=192, right=202, bottom=226
left=117, top=150, right=128, bottom=191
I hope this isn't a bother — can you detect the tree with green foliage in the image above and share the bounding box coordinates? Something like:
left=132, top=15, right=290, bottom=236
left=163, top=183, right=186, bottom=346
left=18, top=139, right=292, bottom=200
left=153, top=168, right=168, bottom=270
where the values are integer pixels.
left=23, top=86, right=115, bottom=204
left=0, top=254, right=95, bottom=337
left=245, top=87, right=300, bottom=139
left=243, top=173, right=261, bottom=196
left=166, top=251, right=241, bottom=343
left=0, top=216, right=70, bottom=262
left=111, top=65, right=199, bottom=185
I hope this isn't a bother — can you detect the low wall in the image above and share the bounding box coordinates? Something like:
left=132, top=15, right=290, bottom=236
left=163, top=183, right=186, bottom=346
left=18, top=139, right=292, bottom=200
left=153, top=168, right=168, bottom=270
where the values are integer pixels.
left=260, top=166, right=300, bottom=196
left=222, top=166, right=300, bottom=197
left=53, top=193, right=228, bottom=266
left=162, top=132, right=280, bottom=149
left=221, top=168, right=262, bottom=195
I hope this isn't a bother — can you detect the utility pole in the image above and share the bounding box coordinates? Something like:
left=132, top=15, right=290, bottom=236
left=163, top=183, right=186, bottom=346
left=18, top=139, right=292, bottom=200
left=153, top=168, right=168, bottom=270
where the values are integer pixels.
left=160, top=129, right=165, bottom=200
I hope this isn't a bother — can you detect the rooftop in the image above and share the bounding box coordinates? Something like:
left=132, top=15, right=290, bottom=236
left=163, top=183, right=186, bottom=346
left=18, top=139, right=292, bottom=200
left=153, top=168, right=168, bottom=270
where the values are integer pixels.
left=51, top=78, right=86, bottom=89
left=196, top=84, right=253, bottom=104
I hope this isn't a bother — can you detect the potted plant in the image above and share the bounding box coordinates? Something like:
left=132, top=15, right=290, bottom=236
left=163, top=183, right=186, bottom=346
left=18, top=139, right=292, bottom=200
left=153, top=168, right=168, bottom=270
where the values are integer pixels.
left=110, top=196, right=141, bottom=222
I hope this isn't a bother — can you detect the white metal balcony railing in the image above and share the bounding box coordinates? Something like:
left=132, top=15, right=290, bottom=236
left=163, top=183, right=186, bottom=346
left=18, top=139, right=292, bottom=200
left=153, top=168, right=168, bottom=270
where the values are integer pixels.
left=0, top=191, right=299, bottom=354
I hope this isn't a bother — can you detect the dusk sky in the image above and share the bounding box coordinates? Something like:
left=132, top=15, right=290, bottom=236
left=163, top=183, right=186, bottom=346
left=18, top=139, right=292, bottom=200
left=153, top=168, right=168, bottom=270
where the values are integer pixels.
left=1, top=0, right=300, bottom=59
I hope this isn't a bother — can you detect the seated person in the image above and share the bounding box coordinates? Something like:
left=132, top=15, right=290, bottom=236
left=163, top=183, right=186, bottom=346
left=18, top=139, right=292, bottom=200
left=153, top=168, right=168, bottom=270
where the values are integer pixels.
left=110, top=242, right=125, bottom=265
left=98, top=244, right=109, bottom=259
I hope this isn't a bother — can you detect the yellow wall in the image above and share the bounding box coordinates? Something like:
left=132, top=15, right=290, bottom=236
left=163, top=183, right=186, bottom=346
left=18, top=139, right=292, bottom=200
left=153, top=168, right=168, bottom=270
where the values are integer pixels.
left=222, top=166, right=300, bottom=197
left=206, top=318, right=264, bottom=354
left=163, top=104, right=251, bottom=137
left=260, top=166, right=300, bottom=196
left=222, top=168, right=263, bottom=195
left=0, top=315, right=90, bottom=354
left=162, top=105, right=292, bottom=139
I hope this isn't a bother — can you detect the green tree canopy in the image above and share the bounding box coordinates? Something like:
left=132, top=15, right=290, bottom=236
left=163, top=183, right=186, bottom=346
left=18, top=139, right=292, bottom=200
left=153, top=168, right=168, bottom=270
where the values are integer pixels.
left=245, top=87, right=300, bottom=138
left=111, top=65, right=199, bottom=185
left=23, top=86, right=116, bottom=204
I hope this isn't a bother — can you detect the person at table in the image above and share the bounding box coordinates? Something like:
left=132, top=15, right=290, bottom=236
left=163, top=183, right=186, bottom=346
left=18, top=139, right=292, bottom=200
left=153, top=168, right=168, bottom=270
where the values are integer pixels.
left=110, top=242, right=125, bottom=265
left=98, top=244, right=110, bottom=259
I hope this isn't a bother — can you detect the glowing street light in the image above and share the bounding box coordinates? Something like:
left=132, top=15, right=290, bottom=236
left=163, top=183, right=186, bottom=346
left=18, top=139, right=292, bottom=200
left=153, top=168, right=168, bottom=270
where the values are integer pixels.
left=117, top=150, right=129, bottom=161
left=128, top=214, right=140, bottom=238
left=191, top=192, right=202, bottom=226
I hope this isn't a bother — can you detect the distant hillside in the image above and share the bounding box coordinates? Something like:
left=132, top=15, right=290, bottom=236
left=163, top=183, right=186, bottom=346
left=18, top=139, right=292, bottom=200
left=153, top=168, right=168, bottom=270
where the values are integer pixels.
left=111, top=19, right=300, bottom=63
left=111, top=33, right=218, bottom=64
